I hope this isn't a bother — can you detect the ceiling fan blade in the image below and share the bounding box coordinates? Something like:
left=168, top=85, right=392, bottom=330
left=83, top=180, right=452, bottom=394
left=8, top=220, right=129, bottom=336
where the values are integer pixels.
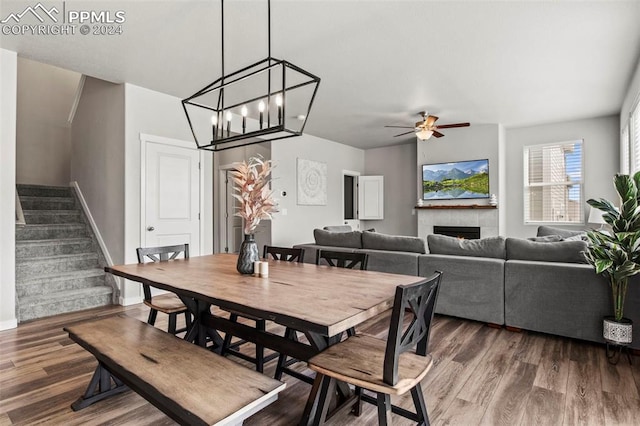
left=426, top=115, right=439, bottom=127
left=393, top=130, right=416, bottom=137
left=432, top=130, right=445, bottom=138
left=435, top=122, right=470, bottom=129
left=385, top=125, right=415, bottom=129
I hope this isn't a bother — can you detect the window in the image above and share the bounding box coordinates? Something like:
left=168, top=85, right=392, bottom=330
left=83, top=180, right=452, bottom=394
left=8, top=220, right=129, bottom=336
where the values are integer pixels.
left=621, top=125, right=630, bottom=174
left=524, top=140, right=583, bottom=224
left=632, top=102, right=640, bottom=173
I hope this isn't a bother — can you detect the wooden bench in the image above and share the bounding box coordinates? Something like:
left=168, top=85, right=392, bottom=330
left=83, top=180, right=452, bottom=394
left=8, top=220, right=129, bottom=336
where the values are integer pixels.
left=64, top=315, right=285, bottom=425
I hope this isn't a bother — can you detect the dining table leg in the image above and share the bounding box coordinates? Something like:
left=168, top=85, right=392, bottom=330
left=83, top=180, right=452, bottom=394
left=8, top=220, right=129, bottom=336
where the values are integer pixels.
left=180, top=298, right=224, bottom=351
left=299, top=331, right=355, bottom=426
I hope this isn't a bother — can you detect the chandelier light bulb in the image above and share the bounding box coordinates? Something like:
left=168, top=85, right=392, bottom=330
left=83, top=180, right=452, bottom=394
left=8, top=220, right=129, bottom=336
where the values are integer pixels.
left=275, top=94, right=283, bottom=107
left=258, top=101, right=265, bottom=112
left=210, top=115, right=217, bottom=125
left=241, top=106, right=248, bottom=134
left=226, top=111, right=233, bottom=122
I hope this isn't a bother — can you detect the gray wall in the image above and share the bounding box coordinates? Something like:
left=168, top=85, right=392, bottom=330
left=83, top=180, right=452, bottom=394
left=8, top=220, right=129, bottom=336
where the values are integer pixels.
left=0, top=49, right=17, bottom=330
left=70, top=77, right=126, bottom=264
left=271, top=134, right=364, bottom=247
left=363, top=143, right=417, bottom=236
left=504, top=115, right=619, bottom=239
left=16, top=58, right=81, bottom=186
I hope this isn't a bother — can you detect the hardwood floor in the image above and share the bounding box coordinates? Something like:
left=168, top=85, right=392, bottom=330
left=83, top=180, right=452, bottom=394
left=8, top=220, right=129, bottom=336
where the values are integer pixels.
left=1, top=304, right=639, bottom=425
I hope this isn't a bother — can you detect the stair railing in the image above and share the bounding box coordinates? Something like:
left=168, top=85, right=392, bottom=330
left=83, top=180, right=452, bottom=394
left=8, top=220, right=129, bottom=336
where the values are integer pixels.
left=15, top=188, right=25, bottom=227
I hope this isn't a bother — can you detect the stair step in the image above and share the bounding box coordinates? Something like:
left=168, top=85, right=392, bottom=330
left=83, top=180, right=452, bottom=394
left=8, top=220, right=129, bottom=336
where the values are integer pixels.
left=16, top=184, right=72, bottom=198
left=16, top=238, right=95, bottom=258
left=16, top=253, right=99, bottom=281
left=16, top=224, right=87, bottom=241
left=16, top=269, right=105, bottom=297
left=18, top=286, right=113, bottom=322
left=23, top=210, right=82, bottom=224
left=19, top=196, right=75, bottom=211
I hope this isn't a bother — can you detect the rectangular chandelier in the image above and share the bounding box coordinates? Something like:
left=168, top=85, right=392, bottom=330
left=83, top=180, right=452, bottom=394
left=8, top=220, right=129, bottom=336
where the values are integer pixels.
left=181, top=0, right=320, bottom=152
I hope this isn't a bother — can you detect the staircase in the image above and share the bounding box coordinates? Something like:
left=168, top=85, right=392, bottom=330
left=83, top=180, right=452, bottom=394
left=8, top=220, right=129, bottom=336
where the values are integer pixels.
left=15, top=184, right=113, bottom=322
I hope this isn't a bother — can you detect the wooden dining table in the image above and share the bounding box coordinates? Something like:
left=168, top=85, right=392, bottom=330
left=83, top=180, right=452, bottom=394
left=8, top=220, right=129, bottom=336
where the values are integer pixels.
left=105, top=253, right=424, bottom=424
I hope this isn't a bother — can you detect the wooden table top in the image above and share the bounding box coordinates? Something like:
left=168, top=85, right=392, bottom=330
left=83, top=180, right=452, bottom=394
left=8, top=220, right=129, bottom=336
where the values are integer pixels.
left=106, top=254, right=423, bottom=337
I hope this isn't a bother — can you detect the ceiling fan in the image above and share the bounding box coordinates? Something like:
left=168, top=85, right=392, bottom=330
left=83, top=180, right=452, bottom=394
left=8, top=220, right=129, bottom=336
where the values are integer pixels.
left=385, top=111, right=470, bottom=140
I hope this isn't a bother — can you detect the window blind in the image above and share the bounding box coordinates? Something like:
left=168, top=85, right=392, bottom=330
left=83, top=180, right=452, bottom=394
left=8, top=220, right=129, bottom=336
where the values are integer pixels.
left=621, top=125, right=630, bottom=174
left=524, top=140, right=583, bottom=224
left=632, top=102, right=640, bottom=173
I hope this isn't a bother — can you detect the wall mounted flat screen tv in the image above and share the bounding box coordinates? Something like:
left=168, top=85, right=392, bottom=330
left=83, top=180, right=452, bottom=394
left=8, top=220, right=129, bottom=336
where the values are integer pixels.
left=422, top=159, right=489, bottom=200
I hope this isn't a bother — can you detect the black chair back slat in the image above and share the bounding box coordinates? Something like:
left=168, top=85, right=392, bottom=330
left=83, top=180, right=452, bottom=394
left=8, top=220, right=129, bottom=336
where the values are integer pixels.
left=263, top=246, right=305, bottom=263
left=315, top=250, right=368, bottom=270
left=136, top=244, right=190, bottom=303
left=383, top=271, right=442, bottom=386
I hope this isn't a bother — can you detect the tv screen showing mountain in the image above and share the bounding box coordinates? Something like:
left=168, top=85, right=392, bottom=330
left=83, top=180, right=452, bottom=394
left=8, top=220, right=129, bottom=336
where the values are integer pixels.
left=422, top=159, right=489, bottom=200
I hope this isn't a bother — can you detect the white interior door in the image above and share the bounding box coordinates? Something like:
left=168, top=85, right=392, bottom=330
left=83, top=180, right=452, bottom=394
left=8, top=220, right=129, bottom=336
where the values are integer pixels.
left=144, top=141, right=201, bottom=253
left=358, top=175, right=384, bottom=220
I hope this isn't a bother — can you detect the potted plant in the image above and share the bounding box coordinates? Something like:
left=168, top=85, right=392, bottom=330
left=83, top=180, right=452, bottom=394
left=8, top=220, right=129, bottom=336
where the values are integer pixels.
left=584, top=172, right=640, bottom=348
left=230, top=156, right=278, bottom=274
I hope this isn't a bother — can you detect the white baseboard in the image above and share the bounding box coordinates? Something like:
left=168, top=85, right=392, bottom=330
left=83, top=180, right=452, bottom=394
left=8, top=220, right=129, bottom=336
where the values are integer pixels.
left=0, top=318, right=18, bottom=330
left=119, top=296, right=143, bottom=306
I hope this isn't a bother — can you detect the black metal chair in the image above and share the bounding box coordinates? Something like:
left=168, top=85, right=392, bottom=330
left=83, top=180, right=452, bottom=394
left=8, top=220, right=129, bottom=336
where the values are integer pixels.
left=221, top=246, right=305, bottom=373
left=307, top=271, right=442, bottom=425
left=274, top=249, right=368, bottom=383
left=136, top=244, right=192, bottom=335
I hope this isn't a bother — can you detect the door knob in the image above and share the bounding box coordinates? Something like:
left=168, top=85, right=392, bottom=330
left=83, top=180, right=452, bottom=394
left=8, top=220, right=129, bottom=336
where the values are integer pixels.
left=147, top=226, right=155, bottom=231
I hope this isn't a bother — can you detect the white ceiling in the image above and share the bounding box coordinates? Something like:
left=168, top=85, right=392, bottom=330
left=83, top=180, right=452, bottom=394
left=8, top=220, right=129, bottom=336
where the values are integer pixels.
left=2, top=0, right=640, bottom=149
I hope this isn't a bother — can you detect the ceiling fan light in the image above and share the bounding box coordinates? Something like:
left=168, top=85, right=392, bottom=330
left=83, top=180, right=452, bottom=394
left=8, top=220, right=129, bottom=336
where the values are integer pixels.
left=416, top=129, right=434, bottom=141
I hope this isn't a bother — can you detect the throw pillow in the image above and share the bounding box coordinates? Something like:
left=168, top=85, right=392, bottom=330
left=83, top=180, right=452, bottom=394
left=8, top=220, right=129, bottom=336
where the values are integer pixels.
left=506, top=238, right=588, bottom=263
left=362, top=232, right=426, bottom=254
left=427, top=235, right=506, bottom=259
left=536, top=225, right=585, bottom=238
left=564, top=233, right=588, bottom=242
left=527, top=235, right=564, bottom=242
left=314, top=229, right=362, bottom=248
left=323, top=225, right=353, bottom=232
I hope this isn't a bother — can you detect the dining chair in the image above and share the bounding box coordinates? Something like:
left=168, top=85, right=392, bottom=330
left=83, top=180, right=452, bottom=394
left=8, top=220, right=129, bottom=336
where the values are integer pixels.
left=274, top=249, right=369, bottom=383
left=221, top=245, right=305, bottom=373
left=136, top=244, right=191, bottom=335
left=315, top=249, right=368, bottom=270
left=307, top=271, right=442, bottom=425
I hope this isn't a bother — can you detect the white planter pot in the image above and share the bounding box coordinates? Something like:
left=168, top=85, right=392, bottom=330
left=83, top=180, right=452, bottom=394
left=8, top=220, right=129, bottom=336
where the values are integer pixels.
left=603, top=316, right=633, bottom=344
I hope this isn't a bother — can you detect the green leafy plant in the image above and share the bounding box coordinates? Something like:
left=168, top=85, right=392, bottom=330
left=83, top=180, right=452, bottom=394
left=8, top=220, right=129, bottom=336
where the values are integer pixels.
left=584, top=172, right=640, bottom=322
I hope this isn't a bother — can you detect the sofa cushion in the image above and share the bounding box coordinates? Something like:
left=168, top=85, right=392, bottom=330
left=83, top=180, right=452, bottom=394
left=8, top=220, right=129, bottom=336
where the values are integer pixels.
left=537, top=225, right=585, bottom=239
left=355, top=249, right=420, bottom=275
left=361, top=231, right=426, bottom=254
left=314, top=229, right=362, bottom=248
left=427, top=235, right=506, bottom=259
left=323, top=225, right=352, bottom=232
left=506, top=238, right=588, bottom=263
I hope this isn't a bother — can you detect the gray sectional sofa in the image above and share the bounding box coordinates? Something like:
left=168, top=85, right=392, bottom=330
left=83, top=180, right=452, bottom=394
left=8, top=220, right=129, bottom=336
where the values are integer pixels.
left=294, top=226, right=640, bottom=349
